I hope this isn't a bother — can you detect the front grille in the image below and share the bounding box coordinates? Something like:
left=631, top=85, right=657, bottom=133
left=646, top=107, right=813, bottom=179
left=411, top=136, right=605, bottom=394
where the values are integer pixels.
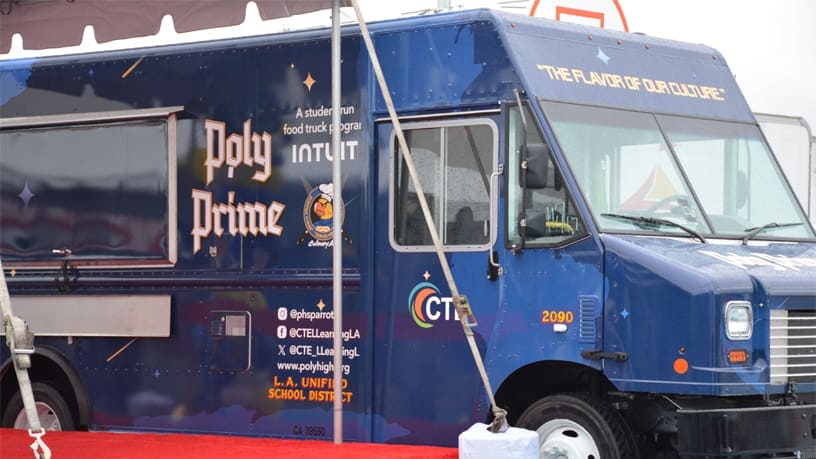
left=770, top=309, right=816, bottom=384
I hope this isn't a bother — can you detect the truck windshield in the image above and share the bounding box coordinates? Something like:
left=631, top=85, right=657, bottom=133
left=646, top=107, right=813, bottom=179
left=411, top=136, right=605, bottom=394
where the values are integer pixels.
left=541, top=101, right=815, bottom=241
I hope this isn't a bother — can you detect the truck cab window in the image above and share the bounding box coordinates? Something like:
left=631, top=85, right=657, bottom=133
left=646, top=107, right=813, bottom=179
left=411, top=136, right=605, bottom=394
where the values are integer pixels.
left=657, top=115, right=814, bottom=239
left=540, top=100, right=814, bottom=241
left=541, top=101, right=712, bottom=238
left=392, top=119, right=496, bottom=250
left=507, top=105, right=586, bottom=248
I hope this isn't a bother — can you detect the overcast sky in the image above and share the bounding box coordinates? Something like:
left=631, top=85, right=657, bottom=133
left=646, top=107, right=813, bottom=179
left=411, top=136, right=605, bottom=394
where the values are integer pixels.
left=621, top=0, right=816, bottom=129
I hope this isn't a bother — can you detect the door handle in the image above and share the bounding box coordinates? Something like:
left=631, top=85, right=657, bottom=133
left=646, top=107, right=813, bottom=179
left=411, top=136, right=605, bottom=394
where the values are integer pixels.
left=487, top=250, right=502, bottom=281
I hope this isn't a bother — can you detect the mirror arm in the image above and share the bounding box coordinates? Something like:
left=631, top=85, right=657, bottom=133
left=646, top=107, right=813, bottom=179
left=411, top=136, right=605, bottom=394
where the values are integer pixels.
left=514, top=89, right=529, bottom=252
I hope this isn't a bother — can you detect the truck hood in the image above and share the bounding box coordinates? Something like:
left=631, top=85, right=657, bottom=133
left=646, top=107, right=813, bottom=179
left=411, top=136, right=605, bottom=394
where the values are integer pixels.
left=601, top=235, right=816, bottom=297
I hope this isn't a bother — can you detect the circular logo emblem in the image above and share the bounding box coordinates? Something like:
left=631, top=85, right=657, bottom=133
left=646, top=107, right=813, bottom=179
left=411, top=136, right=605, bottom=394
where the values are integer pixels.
left=303, top=183, right=344, bottom=241
left=408, top=282, right=439, bottom=329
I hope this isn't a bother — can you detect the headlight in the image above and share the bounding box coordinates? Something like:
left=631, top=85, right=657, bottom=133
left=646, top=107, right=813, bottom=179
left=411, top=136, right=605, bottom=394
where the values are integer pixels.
left=724, top=301, right=753, bottom=340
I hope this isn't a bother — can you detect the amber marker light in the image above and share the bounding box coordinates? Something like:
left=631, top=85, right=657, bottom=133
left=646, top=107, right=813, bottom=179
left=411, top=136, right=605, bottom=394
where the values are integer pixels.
left=673, top=357, right=689, bottom=375
left=727, top=349, right=748, bottom=364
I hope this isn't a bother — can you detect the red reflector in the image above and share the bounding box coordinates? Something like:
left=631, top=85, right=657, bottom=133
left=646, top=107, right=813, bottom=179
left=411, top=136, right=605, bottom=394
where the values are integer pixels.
left=727, top=349, right=748, bottom=364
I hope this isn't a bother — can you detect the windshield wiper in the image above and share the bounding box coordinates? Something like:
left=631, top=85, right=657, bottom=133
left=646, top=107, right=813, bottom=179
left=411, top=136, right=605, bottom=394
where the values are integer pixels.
left=742, top=222, right=803, bottom=244
left=601, top=213, right=707, bottom=243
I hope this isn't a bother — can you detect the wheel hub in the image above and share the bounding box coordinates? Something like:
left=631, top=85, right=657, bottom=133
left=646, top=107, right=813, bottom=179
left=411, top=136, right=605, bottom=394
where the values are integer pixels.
left=13, top=401, right=62, bottom=430
left=538, top=418, right=601, bottom=459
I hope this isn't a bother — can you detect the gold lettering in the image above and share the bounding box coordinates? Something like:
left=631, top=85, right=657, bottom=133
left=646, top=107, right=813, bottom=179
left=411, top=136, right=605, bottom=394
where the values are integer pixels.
left=555, top=66, right=573, bottom=82
left=685, top=83, right=702, bottom=98
left=624, top=75, right=641, bottom=90
left=537, top=64, right=557, bottom=79
left=606, top=73, right=624, bottom=88
left=267, top=388, right=307, bottom=400
left=668, top=81, right=684, bottom=96
left=307, top=390, right=353, bottom=403
left=700, top=86, right=725, bottom=101
left=535, top=64, right=725, bottom=102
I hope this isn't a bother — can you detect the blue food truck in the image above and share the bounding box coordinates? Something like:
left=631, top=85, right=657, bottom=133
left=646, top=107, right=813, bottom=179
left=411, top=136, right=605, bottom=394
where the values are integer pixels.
left=1, top=9, right=814, bottom=458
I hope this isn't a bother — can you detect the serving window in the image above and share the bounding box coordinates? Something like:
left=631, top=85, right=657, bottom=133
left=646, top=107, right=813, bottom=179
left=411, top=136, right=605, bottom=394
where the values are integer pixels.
left=0, top=107, right=181, bottom=267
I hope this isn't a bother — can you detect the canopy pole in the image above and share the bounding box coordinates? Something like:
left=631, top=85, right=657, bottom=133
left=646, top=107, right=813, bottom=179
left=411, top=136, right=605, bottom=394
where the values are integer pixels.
left=331, top=0, right=344, bottom=445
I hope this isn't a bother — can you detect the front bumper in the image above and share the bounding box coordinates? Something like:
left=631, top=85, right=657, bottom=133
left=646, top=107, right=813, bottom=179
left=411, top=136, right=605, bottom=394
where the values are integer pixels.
left=677, top=403, right=816, bottom=457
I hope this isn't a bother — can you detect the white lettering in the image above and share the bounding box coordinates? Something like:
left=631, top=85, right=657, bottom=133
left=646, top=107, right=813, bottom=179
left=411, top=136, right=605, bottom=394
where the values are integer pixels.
left=205, top=118, right=272, bottom=184
left=191, top=188, right=286, bottom=254
left=699, top=250, right=816, bottom=272
left=426, top=297, right=441, bottom=321
left=291, top=140, right=359, bottom=163
left=204, top=120, right=225, bottom=185
left=191, top=189, right=213, bottom=255
left=423, top=296, right=459, bottom=322
left=441, top=297, right=456, bottom=320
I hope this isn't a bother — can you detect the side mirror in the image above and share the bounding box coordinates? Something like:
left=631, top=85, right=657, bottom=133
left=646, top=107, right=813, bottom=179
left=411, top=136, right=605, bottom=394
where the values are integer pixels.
left=523, top=143, right=551, bottom=189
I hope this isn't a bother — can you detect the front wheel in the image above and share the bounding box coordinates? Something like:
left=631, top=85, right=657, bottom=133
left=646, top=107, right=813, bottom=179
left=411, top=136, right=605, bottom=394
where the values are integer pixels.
left=2, top=382, right=75, bottom=431
left=516, top=393, right=638, bottom=459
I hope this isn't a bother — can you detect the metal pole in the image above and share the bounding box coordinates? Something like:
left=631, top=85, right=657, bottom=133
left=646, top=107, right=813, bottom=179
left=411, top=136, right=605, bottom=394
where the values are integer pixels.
left=810, top=135, right=815, bottom=222
left=330, top=0, right=344, bottom=445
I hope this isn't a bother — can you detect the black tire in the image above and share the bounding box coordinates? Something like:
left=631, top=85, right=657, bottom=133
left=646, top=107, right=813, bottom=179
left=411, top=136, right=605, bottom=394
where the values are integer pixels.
left=516, top=393, right=639, bottom=459
left=1, top=382, right=75, bottom=431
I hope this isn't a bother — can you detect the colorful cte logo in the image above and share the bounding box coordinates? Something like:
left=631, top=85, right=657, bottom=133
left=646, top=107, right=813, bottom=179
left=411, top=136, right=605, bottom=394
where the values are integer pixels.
left=408, top=281, right=459, bottom=328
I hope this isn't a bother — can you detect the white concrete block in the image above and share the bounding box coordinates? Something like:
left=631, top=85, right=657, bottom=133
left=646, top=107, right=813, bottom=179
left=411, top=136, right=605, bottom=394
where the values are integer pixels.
left=458, top=422, right=539, bottom=459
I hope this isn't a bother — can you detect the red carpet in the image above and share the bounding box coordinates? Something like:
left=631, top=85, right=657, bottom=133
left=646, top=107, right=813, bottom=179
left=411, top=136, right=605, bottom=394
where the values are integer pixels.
left=0, top=429, right=458, bottom=459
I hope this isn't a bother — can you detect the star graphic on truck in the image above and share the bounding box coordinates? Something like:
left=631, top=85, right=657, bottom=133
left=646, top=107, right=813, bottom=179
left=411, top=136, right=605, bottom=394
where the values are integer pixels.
left=303, top=72, right=316, bottom=91
left=18, top=182, right=35, bottom=207
left=596, top=48, right=610, bottom=65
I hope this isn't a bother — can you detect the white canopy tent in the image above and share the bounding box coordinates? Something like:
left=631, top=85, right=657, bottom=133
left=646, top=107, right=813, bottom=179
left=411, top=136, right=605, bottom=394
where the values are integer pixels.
left=0, top=1, right=333, bottom=53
